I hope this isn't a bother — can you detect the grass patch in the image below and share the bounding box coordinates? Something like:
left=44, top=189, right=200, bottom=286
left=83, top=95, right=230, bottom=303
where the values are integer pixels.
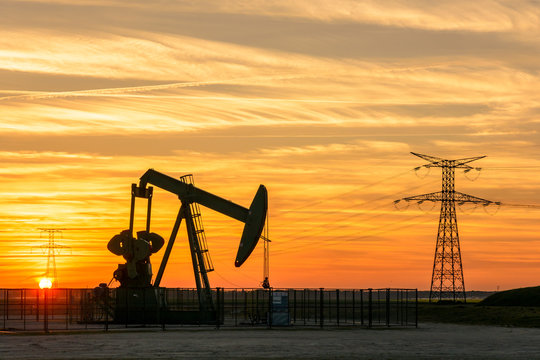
left=479, top=286, right=540, bottom=307
left=418, top=302, right=540, bottom=327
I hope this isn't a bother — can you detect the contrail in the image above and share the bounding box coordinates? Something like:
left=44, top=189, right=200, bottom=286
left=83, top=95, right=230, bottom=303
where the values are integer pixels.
left=0, top=80, right=233, bottom=101
left=0, top=74, right=303, bottom=102
left=37, top=93, right=390, bottom=105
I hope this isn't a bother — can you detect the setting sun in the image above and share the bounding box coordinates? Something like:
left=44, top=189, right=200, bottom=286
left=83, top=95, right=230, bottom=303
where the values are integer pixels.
left=39, top=277, right=53, bottom=289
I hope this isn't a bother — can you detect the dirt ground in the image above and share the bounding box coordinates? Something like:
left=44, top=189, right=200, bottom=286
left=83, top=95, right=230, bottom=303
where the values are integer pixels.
left=2, top=323, right=540, bottom=359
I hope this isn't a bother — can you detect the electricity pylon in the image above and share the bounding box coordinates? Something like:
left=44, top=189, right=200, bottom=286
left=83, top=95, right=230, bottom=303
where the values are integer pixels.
left=36, top=228, right=71, bottom=288
left=395, top=152, right=499, bottom=302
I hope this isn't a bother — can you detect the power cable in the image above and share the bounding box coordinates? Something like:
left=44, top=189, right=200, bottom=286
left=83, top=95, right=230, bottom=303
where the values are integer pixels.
left=499, top=203, right=540, bottom=209
left=270, top=177, right=440, bottom=247
left=273, top=214, right=431, bottom=255
left=211, top=270, right=244, bottom=288
left=279, top=169, right=414, bottom=215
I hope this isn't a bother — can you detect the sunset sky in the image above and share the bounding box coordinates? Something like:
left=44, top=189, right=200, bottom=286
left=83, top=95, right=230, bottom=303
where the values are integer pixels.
left=1, top=0, right=539, bottom=291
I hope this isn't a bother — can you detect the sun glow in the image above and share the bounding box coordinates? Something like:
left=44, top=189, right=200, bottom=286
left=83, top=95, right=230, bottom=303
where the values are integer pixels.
left=39, top=277, right=53, bottom=289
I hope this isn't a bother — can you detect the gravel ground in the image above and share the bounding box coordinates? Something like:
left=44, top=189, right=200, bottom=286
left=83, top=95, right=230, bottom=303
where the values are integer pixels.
left=2, top=323, right=540, bottom=359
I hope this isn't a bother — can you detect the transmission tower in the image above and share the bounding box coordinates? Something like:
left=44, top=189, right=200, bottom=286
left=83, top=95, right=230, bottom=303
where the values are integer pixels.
left=36, top=228, right=71, bottom=288
left=395, top=152, right=499, bottom=303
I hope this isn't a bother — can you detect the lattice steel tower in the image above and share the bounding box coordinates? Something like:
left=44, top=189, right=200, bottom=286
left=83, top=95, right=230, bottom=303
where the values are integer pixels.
left=395, top=153, right=498, bottom=302
left=36, top=228, right=70, bottom=288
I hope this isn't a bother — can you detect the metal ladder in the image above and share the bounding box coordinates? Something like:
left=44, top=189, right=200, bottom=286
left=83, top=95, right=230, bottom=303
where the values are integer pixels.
left=180, top=174, right=215, bottom=312
left=179, top=174, right=214, bottom=273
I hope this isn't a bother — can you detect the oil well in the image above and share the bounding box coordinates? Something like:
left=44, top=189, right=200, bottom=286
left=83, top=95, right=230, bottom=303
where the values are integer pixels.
left=1, top=166, right=421, bottom=331
left=103, top=169, right=267, bottom=324
left=4, top=152, right=540, bottom=331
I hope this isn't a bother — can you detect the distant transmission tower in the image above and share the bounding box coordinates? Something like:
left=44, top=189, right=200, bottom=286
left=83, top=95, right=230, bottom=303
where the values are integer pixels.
left=395, top=153, right=499, bottom=302
left=36, top=228, right=71, bottom=288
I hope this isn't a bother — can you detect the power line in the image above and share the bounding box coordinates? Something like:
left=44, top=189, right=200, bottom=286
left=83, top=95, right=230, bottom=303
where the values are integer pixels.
left=272, top=213, right=431, bottom=255
left=487, top=166, right=540, bottom=170
left=500, top=203, right=540, bottom=209
left=270, top=177, right=440, bottom=251
left=279, top=169, right=414, bottom=215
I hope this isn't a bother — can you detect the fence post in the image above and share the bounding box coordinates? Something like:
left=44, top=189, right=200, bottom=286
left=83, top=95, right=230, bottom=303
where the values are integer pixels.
left=143, top=288, right=146, bottom=327
left=303, top=289, right=306, bottom=326
left=36, top=289, right=40, bottom=322
left=3, top=289, right=6, bottom=330
left=360, top=289, right=364, bottom=326
left=65, top=289, right=68, bottom=330
left=216, top=287, right=221, bottom=330
left=396, top=289, right=399, bottom=324
left=234, top=289, right=237, bottom=327
left=293, top=290, right=297, bottom=325
left=377, top=290, right=381, bottom=324
left=20, top=289, right=24, bottom=321
left=386, top=288, right=390, bottom=327
left=243, top=289, right=247, bottom=323
left=268, top=288, right=272, bottom=329
left=50, top=289, right=54, bottom=320
left=415, top=289, right=418, bottom=328
left=319, top=288, right=324, bottom=328
left=396, top=289, right=400, bottom=325
left=221, top=288, right=225, bottom=327
left=125, top=289, right=129, bottom=328
left=81, top=291, right=86, bottom=330
left=336, top=289, right=340, bottom=326
left=105, top=287, right=109, bottom=332
left=368, top=288, right=372, bottom=328
left=352, top=290, right=356, bottom=325
left=406, top=289, right=410, bottom=326
left=256, top=289, right=260, bottom=322
left=23, top=289, right=26, bottom=331
left=43, top=289, right=49, bottom=333
left=161, top=288, right=166, bottom=331
left=68, top=289, right=72, bottom=329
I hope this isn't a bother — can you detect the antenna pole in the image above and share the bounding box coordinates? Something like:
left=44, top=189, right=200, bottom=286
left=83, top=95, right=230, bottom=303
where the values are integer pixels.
left=261, top=211, right=270, bottom=289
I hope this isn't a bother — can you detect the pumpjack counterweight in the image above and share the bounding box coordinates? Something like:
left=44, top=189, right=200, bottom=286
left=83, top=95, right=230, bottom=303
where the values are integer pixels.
left=396, top=153, right=499, bottom=303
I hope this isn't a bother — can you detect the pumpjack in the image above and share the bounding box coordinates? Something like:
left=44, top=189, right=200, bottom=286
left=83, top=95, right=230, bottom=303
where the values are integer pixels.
left=105, top=169, right=267, bottom=324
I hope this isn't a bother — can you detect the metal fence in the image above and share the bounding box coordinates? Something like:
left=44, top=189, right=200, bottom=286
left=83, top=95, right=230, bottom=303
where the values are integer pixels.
left=1, top=287, right=417, bottom=332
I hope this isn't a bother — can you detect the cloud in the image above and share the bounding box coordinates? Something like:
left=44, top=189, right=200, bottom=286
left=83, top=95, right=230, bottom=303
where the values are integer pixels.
left=18, top=0, right=537, bottom=33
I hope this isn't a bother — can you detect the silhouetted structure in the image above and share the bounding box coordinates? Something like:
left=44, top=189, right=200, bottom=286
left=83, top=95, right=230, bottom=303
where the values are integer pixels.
left=395, top=153, right=499, bottom=302
left=106, top=169, right=267, bottom=324
left=261, top=216, right=271, bottom=289
left=36, top=228, right=70, bottom=288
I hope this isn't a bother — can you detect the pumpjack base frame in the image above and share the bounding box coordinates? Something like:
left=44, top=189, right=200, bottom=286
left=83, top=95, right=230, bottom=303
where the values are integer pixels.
left=112, top=288, right=220, bottom=325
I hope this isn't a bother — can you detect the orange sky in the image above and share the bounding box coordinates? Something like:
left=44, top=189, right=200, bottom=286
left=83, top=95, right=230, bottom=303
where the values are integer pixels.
left=1, top=0, right=539, bottom=291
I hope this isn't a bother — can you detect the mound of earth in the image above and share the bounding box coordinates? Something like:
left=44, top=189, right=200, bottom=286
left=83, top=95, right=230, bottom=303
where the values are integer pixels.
left=479, top=286, right=540, bottom=306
